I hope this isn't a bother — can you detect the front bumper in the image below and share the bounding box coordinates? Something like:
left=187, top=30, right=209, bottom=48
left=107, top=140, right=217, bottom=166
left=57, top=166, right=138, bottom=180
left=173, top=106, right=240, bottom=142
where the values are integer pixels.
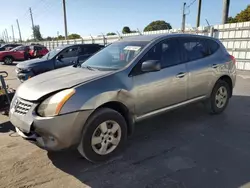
left=9, top=97, right=93, bottom=150
left=16, top=69, right=34, bottom=82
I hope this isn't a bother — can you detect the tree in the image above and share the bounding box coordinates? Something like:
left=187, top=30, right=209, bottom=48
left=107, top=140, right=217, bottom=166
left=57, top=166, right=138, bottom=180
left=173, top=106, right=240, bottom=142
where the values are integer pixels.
left=0, top=39, right=4, bottom=43
left=234, top=5, right=250, bottom=22
left=122, top=26, right=131, bottom=34
left=33, top=25, right=43, bottom=41
left=57, top=35, right=65, bottom=40
left=144, top=20, right=172, bottom=32
left=107, top=32, right=116, bottom=36
left=68, top=33, right=81, bottom=39
left=45, top=36, right=53, bottom=41
left=227, top=5, right=250, bottom=23
left=228, top=17, right=237, bottom=23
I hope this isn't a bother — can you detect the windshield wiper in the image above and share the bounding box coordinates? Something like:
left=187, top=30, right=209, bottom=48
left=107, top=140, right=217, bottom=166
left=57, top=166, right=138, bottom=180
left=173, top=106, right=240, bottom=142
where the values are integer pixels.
left=82, top=65, right=96, bottom=71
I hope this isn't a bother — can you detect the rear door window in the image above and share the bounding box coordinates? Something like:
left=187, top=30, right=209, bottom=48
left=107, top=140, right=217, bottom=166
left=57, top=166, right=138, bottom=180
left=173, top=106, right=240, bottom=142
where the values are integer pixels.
left=180, top=37, right=210, bottom=62
left=84, top=45, right=101, bottom=55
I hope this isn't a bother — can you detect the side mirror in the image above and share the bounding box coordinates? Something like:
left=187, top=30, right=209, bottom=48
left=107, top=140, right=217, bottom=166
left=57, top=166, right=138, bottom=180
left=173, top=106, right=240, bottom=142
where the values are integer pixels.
left=141, top=60, right=161, bottom=72
left=73, top=58, right=80, bottom=67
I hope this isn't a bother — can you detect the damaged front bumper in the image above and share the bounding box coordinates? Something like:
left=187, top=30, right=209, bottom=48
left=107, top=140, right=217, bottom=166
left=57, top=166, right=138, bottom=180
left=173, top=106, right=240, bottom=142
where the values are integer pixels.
left=9, top=97, right=93, bottom=150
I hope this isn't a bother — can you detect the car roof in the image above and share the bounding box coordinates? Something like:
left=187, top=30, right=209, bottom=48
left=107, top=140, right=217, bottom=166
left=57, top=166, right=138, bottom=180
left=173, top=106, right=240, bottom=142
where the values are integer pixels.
left=57, top=43, right=103, bottom=49
left=121, top=33, right=216, bottom=42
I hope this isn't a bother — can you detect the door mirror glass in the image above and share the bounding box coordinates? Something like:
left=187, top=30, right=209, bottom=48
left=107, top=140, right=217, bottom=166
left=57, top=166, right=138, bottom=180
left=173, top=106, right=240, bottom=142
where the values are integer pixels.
left=141, top=60, right=161, bottom=72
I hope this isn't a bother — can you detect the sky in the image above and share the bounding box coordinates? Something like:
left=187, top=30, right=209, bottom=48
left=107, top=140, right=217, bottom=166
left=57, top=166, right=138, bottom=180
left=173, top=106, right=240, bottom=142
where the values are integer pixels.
left=0, top=0, right=249, bottom=40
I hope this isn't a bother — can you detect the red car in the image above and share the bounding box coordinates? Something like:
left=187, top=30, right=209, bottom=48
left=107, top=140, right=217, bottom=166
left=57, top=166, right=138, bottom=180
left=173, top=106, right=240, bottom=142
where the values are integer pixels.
left=29, top=44, right=49, bottom=59
left=0, top=46, right=30, bottom=65
left=0, top=45, right=49, bottom=65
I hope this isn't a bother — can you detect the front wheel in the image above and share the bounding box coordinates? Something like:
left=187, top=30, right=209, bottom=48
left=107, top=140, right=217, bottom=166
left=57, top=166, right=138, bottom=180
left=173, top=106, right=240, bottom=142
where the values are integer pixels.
left=78, top=108, right=127, bottom=162
left=3, top=57, right=13, bottom=65
left=205, top=80, right=230, bottom=114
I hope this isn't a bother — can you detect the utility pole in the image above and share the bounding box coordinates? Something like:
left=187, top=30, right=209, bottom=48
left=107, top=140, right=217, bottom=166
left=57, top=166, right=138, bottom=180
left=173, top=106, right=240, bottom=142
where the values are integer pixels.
left=5, top=29, right=9, bottom=42
left=11, top=25, right=15, bottom=42
left=182, top=2, right=186, bottom=32
left=16, top=19, right=22, bottom=42
left=222, top=0, right=230, bottom=24
left=2, top=31, right=6, bottom=43
left=196, top=0, right=202, bottom=28
left=29, top=7, right=35, bottom=40
left=62, top=0, right=68, bottom=40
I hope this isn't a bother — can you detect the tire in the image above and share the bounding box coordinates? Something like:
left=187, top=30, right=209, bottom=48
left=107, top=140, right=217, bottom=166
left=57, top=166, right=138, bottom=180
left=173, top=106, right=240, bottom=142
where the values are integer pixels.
left=3, top=57, right=13, bottom=65
left=79, top=108, right=127, bottom=162
left=205, top=80, right=230, bottom=114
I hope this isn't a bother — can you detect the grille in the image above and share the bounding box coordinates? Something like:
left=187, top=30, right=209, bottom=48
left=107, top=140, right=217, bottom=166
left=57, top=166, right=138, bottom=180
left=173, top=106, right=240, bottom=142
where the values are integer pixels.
left=13, top=98, right=32, bottom=115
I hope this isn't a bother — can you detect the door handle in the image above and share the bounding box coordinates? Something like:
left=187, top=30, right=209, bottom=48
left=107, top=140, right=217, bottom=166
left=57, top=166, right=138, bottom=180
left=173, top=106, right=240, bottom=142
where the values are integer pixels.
left=212, top=64, right=219, bottom=68
left=176, top=72, right=186, bottom=78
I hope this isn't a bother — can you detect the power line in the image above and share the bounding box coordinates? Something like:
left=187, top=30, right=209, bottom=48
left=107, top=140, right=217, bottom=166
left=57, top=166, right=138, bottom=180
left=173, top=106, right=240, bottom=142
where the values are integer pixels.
left=187, top=0, right=197, bottom=8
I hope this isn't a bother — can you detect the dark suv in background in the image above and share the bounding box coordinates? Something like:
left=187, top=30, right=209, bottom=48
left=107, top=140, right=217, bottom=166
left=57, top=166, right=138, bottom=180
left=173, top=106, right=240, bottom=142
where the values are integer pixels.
left=16, top=44, right=104, bottom=82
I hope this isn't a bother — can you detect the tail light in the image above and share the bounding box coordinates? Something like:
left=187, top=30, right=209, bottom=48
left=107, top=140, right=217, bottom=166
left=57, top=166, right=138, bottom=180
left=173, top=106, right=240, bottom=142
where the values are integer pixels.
left=230, top=55, right=236, bottom=64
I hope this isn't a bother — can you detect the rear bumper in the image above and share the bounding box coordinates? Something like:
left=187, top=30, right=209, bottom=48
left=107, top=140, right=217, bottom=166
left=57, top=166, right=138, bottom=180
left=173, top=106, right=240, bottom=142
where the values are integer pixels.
left=9, top=101, right=93, bottom=150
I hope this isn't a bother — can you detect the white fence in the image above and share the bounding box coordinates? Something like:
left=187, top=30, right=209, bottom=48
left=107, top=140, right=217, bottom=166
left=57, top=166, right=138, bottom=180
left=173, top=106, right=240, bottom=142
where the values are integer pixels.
left=32, top=21, right=250, bottom=71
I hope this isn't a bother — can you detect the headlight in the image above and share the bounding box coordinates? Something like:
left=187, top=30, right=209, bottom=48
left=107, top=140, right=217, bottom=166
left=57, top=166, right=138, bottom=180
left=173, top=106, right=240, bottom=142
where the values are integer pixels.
left=37, top=89, right=75, bottom=117
left=17, top=68, right=32, bottom=73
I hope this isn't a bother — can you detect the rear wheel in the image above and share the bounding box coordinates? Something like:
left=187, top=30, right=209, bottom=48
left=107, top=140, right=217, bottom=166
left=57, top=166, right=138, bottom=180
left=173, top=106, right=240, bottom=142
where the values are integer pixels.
left=3, top=57, right=13, bottom=65
left=205, top=80, right=230, bottom=114
left=78, top=108, right=127, bottom=162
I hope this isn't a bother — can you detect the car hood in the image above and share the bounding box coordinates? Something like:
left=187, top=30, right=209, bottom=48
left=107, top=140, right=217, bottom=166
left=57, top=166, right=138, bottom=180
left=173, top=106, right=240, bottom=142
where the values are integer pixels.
left=17, top=58, right=48, bottom=68
left=16, top=67, right=112, bottom=101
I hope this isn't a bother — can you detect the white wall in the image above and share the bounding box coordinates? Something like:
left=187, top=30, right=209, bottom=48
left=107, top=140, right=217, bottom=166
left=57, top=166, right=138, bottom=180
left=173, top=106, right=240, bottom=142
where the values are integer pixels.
left=30, top=21, right=250, bottom=71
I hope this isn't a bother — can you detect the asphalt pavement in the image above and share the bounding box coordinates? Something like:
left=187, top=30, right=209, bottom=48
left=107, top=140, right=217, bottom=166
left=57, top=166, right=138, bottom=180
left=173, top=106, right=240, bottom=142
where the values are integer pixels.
left=1, top=62, right=250, bottom=188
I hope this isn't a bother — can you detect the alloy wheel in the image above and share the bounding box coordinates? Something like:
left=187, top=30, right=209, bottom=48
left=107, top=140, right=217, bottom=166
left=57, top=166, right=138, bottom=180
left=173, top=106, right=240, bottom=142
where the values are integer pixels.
left=215, top=86, right=228, bottom=108
left=91, top=120, right=122, bottom=155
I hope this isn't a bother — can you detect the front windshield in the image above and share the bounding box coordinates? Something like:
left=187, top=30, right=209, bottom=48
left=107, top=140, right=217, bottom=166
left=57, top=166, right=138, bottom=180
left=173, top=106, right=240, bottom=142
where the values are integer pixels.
left=81, top=41, right=148, bottom=70
left=42, top=46, right=63, bottom=60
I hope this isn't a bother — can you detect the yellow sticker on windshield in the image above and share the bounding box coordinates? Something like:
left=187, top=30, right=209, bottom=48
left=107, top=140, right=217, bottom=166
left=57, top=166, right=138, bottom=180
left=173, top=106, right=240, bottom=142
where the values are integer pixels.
left=124, top=46, right=141, bottom=51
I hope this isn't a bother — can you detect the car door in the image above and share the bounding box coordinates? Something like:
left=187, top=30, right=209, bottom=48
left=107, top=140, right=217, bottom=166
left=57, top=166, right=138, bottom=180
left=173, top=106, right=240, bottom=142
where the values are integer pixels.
left=12, top=46, right=26, bottom=60
left=131, top=38, right=188, bottom=116
left=55, top=46, right=79, bottom=68
left=179, top=37, right=212, bottom=99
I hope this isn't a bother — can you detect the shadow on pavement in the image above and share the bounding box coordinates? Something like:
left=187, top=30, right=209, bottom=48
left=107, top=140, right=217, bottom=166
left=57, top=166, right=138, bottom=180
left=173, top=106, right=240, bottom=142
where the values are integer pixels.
left=46, top=95, right=250, bottom=187
left=0, top=62, right=18, bottom=66
left=0, top=121, right=15, bottom=133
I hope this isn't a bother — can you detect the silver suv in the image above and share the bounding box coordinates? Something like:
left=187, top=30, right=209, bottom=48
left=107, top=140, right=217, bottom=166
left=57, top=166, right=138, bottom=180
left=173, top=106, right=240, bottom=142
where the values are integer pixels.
left=9, top=34, right=236, bottom=162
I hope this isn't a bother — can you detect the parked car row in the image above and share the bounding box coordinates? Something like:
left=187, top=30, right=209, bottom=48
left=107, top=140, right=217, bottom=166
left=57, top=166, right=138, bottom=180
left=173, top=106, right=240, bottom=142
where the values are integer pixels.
left=0, top=44, right=49, bottom=65
left=15, top=44, right=104, bottom=82
left=10, top=34, right=236, bottom=162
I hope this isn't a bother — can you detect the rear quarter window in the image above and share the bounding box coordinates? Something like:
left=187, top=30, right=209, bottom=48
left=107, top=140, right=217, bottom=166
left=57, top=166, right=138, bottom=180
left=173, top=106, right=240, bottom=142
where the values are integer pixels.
left=181, top=38, right=210, bottom=61
left=206, top=39, right=220, bottom=54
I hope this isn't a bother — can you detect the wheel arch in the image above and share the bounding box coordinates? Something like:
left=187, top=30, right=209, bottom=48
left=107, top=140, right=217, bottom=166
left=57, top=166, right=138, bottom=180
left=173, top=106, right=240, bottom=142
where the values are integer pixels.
left=96, top=101, right=135, bottom=136
left=3, top=55, right=14, bottom=60
left=217, top=75, right=233, bottom=97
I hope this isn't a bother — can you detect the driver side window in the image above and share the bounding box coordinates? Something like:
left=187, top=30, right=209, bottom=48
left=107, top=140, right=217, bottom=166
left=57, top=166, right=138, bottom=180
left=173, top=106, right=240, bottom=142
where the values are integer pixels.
left=132, top=38, right=180, bottom=75
left=59, top=47, right=79, bottom=59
